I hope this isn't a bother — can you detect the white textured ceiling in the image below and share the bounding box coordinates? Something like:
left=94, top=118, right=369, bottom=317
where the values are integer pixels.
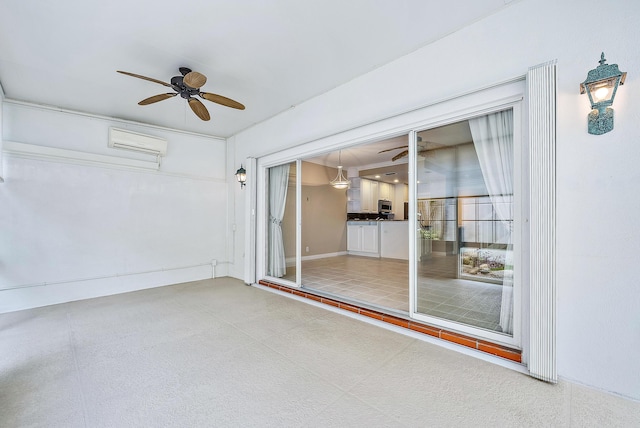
left=0, top=0, right=513, bottom=138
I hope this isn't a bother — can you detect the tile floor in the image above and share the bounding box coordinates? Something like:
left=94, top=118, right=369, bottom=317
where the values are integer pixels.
left=284, top=254, right=504, bottom=332
left=286, top=256, right=409, bottom=312
left=1, top=278, right=638, bottom=427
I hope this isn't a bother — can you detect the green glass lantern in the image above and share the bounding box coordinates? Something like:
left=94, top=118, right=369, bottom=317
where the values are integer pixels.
left=235, top=165, right=247, bottom=188
left=580, top=52, right=626, bottom=135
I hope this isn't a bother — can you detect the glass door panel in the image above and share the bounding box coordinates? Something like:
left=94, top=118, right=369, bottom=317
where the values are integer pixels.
left=413, top=109, right=515, bottom=338
left=266, top=161, right=298, bottom=285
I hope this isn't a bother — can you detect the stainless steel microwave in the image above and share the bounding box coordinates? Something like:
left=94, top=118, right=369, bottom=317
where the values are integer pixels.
left=378, top=199, right=392, bottom=213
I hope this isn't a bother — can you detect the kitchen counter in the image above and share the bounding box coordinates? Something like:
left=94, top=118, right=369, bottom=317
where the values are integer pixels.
left=346, top=220, right=379, bottom=225
left=346, top=219, right=407, bottom=223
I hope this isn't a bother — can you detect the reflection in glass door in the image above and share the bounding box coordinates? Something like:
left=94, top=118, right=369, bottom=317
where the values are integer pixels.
left=413, top=108, right=517, bottom=340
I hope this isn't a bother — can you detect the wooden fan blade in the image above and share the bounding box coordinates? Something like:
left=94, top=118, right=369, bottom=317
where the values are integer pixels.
left=392, top=150, right=409, bottom=162
left=378, top=145, right=408, bottom=154
left=138, top=93, right=177, bottom=105
left=199, top=92, right=245, bottom=110
left=117, top=70, right=173, bottom=88
left=188, top=98, right=210, bottom=121
left=183, top=71, right=207, bottom=89
left=417, top=150, right=436, bottom=158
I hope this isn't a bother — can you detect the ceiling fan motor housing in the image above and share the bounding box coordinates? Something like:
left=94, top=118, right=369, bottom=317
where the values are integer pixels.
left=170, top=75, right=200, bottom=99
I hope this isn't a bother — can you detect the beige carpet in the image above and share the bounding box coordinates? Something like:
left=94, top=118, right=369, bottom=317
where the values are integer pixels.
left=1, top=277, right=638, bottom=427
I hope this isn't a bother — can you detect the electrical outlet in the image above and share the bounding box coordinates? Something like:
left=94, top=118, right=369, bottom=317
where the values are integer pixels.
left=305, top=246, right=309, bottom=252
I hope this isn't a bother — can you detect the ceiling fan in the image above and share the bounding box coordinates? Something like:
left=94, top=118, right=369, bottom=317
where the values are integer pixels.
left=378, top=138, right=444, bottom=161
left=116, top=67, right=245, bottom=121
left=378, top=145, right=409, bottom=162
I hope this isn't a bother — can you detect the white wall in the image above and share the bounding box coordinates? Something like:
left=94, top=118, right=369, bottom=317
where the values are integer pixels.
left=0, top=102, right=229, bottom=312
left=0, top=83, right=4, bottom=182
left=228, top=0, right=640, bottom=400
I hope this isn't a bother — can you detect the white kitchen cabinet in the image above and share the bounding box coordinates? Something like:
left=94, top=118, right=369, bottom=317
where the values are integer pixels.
left=392, top=183, right=408, bottom=219
left=348, top=178, right=395, bottom=214
left=347, top=224, right=361, bottom=252
left=361, top=225, right=379, bottom=253
left=360, top=179, right=379, bottom=212
left=368, top=181, right=378, bottom=211
left=347, top=222, right=379, bottom=257
left=360, top=179, right=370, bottom=212
left=378, top=182, right=392, bottom=201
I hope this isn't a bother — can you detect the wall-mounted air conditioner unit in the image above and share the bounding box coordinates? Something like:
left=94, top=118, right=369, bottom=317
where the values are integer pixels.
left=108, top=128, right=167, bottom=157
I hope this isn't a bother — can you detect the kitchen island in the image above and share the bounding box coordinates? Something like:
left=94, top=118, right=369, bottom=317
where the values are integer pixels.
left=379, top=220, right=409, bottom=260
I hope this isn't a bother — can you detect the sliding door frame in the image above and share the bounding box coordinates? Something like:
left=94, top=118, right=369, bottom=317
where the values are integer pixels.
left=295, top=159, right=302, bottom=286
left=254, top=77, right=528, bottom=350
left=408, top=100, right=524, bottom=349
left=257, top=159, right=302, bottom=288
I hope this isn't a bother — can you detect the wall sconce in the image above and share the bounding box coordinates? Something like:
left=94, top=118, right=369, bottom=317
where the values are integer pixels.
left=330, top=150, right=350, bottom=189
left=235, top=164, right=246, bottom=188
left=580, top=52, right=626, bottom=135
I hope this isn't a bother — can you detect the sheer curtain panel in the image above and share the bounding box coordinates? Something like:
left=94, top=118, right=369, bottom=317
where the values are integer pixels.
left=267, top=164, right=290, bottom=277
left=469, top=109, right=515, bottom=335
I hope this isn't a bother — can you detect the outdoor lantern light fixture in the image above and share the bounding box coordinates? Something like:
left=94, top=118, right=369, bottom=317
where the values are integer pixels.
left=235, top=164, right=246, bottom=188
left=330, top=150, right=350, bottom=189
left=580, top=52, right=626, bottom=135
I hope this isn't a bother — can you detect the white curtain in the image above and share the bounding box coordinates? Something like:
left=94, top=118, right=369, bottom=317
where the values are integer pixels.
left=469, top=109, right=514, bottom=335
left=268, top=164, right=290, bottom=277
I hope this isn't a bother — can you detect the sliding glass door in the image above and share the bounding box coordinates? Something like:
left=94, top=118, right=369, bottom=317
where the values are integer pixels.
left=265, top=160, right=300, bottom=286
left=256, top=88, right=523, bottom=347
left=411, top=107, right=520, bottom=344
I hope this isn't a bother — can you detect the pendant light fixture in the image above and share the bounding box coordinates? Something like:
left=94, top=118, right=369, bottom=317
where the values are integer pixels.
left=330, top=150, right=350, bottom=189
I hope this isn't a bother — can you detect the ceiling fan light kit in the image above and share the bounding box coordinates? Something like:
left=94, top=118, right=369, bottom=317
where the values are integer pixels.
left=117, top=67, right=245, bottom=121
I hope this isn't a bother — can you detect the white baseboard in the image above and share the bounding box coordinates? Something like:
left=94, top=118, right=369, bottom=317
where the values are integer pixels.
left=0, top=264, right=214, bottom=313
left=286, top=251, right=348, bottom=266
left=346, top=251, right=380, bottom=258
